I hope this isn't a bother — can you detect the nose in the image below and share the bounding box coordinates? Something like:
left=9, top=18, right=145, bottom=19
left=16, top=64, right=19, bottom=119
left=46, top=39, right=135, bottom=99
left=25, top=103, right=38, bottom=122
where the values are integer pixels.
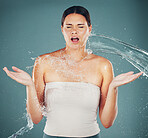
left=71, top=28, right=77, bottom=34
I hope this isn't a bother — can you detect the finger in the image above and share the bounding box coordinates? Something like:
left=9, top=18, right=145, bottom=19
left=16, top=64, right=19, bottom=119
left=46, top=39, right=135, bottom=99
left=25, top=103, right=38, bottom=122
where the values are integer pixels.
left=134, top=72, right=143, bottom=78
left=124, top=71, right=134, bottom=75
left=3, top=67, right=10, bottom=74
left=4, top=69, right=23, bottom=83
left=4, top=68, right=18, bottom=79
left=3, top=68, right=15, bottom=78
left=118, top=71, right=134, bottom=77
left=3, top=67, right=16, bottom=76
left=129, top=72, right=143, bottom=82
left=3, top=67, right=8, bottom=71
left=6, top=71, right=22, bottom=84
left=4, top=68, right=13, bottom=76
left=12, top=66, right=24, bottom=73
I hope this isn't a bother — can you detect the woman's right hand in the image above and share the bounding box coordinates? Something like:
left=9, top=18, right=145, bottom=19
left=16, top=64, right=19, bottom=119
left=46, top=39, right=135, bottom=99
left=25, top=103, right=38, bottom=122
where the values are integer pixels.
left=3, top=66, right=33, bottom=86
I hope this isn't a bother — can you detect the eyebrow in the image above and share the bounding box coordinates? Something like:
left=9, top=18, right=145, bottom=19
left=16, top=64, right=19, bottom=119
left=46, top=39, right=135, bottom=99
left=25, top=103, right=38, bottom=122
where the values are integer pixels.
left=78, top=24, right=85, bottom=25
left=66, top=24, right=85, bottom=25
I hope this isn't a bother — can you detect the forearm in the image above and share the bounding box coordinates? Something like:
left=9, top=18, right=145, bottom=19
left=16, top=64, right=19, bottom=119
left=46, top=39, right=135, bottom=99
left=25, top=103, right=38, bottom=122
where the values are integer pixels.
left=26, top=83, right=43, bottom=124
left=100, top=85, right=118, bottom=128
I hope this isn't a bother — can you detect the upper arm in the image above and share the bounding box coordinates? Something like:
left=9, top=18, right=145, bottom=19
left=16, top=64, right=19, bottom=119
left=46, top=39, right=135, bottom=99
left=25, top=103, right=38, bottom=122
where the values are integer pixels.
left=32, top=56, right=46, bottom=106
left=99, top=59, right=114, bottom=117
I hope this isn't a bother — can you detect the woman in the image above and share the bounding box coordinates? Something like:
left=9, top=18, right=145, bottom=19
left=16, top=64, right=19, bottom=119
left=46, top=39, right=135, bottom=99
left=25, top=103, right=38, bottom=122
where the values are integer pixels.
left=3, top=6, right=143, bottom=138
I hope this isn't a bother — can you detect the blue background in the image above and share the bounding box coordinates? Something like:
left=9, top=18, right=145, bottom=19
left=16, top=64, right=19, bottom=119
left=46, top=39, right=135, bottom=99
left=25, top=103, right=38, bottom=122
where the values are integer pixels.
left=0, top=0, right=148, bottom=138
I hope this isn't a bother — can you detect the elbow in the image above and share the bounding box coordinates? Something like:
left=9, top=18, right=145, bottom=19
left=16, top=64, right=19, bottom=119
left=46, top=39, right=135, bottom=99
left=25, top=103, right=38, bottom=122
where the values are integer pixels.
left=101, top=119, right=114, bottom=129
left=101, top=111, right=118, bottom=129
left=31, top=115, right=43, bottom=124
left=33, top=120, right=41, bottom=124
left=103, top=123, right=113, bottom=129
left=26, top=108, right=43, bottom=124
left=100, top=117, right=114, bottom=128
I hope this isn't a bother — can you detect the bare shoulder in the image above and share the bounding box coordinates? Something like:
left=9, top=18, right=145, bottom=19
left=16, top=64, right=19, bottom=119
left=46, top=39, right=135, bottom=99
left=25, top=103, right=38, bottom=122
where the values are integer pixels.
left=90, top=54, right=114, bottom=88
left=35, top=48, right=64, bottom=65
left=90, top=54, right=113, bottom=72
left=37, top=49, right=61, bottom=58
left=91, top=54, right=112, bottom=65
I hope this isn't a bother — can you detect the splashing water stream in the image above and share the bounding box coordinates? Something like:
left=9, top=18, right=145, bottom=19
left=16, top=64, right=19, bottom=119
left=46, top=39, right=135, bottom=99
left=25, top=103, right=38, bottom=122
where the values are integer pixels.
left=8, top=34, right=148, bottom=137
left=88, top=34, right=148, bottom=77
left=8, top=112, right=33, bottom=138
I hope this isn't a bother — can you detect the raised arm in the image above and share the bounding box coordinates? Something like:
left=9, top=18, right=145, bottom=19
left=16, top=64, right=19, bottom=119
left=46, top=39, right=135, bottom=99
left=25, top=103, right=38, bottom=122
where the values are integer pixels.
left=3, top=56, right=45, bottom=124
left=26, top=56, right=46, bottom=124
left=99, top=60, right=117, bottom=128
left=99, top=59, right=143, bottom=128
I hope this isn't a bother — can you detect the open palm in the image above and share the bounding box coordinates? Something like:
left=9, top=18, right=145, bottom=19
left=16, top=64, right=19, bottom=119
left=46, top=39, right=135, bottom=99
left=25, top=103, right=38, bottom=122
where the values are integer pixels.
left=3, top=66, right=33, bottom=86
left=111, top=71, right=143, bottom=88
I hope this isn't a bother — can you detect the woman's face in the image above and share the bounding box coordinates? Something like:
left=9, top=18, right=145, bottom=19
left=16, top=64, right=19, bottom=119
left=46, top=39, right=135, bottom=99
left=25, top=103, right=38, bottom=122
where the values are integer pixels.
left=61, top=13, right=92, bottom=49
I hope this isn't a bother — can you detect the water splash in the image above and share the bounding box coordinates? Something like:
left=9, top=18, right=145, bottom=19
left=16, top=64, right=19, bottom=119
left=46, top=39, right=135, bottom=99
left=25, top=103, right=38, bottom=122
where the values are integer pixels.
left=88, top=34, right=148, bottom=77
left=7, top=104, right=50, bottom=138
left=8, top=112, right=33, bottom=138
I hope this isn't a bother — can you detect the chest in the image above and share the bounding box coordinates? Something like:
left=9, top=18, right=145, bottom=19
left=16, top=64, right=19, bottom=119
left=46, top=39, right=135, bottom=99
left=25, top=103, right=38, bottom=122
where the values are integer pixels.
left=44, top=59, right=103, bottom=87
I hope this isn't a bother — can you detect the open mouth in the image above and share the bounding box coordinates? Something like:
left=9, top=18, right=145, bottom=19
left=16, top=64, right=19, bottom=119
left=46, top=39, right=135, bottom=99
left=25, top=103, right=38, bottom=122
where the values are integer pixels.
left=71, top=37, right=79, bottom=43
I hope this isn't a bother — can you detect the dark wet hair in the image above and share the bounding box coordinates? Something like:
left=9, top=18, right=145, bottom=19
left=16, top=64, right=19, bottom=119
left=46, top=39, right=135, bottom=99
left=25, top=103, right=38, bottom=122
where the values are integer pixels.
left=61, top=6, right=91, bottom=27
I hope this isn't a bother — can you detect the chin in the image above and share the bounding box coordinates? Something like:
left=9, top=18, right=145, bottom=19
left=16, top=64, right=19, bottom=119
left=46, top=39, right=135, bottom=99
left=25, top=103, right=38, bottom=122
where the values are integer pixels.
left=69, top=45, right=83, bottom=50
left=68, top=42, right=85, bottom=49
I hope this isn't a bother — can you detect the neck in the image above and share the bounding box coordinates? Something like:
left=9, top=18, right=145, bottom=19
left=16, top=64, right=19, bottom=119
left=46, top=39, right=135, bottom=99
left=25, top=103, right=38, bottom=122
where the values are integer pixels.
left=63, top=45, right=88, bottom=62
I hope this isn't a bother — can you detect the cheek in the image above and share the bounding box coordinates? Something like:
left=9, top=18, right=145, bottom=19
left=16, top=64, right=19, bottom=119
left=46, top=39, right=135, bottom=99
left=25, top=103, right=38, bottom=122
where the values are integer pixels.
left=63, top=30, right=70, bottom=40
left=81, top=29, right=89, bottom=40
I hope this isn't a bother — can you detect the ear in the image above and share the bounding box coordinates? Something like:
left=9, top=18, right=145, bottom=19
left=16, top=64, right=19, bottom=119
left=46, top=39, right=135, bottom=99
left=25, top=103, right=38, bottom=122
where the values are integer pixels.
left=61, top=25, right=63, bottom=34
left=89, top=25, right=92, bottom=35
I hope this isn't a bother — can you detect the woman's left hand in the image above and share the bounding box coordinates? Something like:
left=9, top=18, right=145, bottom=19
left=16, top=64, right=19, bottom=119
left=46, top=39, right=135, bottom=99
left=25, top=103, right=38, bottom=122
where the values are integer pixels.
left=110, top=71, right=143, bottom=88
